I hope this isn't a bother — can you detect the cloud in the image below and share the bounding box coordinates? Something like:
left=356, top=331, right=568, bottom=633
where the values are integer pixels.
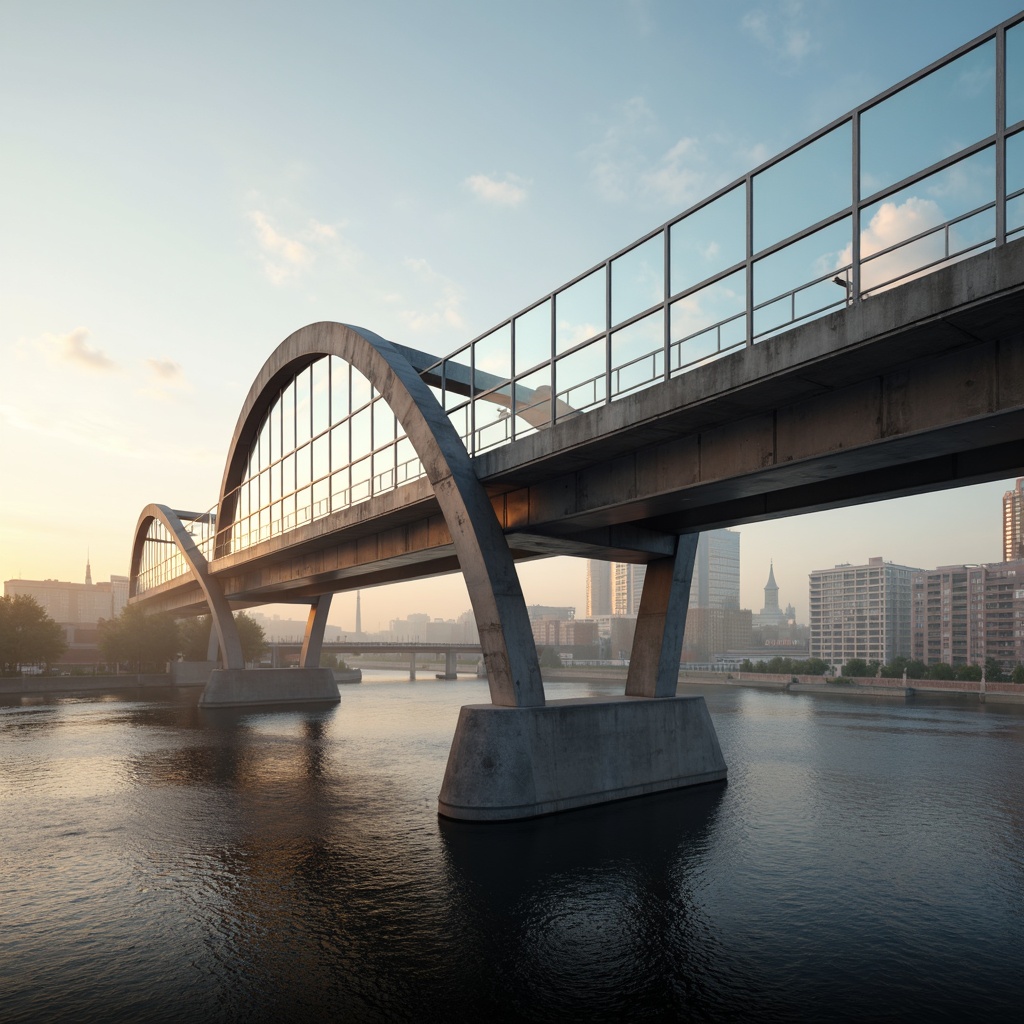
left=247, top=210, right=313, bottom=284
left=640, top=137, right=710, bottom=207
left=465, top=173, right=529, bottom=207
left=32, top=327, right=118, bottom=372
left=583, top=96, right=658, bottom=203
left=583, top=100, right=757, bottom=209
left=142, top=358, right=191, bottom=400
left=146, top=358, right=183, bottom=381
left=835, top=195, right=946, bottom=293
left=245, top=206, right=357, bottom=285
left=741, top=2, right=816, bottom=65
left=396, top=257, right=466, bottom=334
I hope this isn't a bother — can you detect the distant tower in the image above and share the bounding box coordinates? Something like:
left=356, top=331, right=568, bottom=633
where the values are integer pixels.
left=85, top=552, right=93, bottom=587
left=355, top=590, right=362, bottom=637
left=586, top=560, right=612, bottom=616
left=762, top=562, right=779, bottom=616
left=1003, top=479, right=1024, bottom=561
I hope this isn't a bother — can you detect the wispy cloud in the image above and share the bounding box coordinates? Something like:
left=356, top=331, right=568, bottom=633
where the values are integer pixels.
left=247, top=210, right=313, bottom=284
left=465, top=173, right=529, bottom=207
left=141, top=358, right=191, bottom=400
left=396, top=257, right=466, bottom=334
left=640, top=137, right=711, bottom=207
left=245, top=209, right=351, bottom=285
left=583, top=96, right=657, bottom=202
left=583, top=99, right=757, bottom=209
left=33, top=327, right=118, bottom=372
left=741, top=1, right=815, bottom=65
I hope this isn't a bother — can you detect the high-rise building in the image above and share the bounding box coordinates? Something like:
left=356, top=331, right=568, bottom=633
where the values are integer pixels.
left=1003, top=479, right=1024, bottom=561
left=911, top=561, right=1024, bottom=672
left=690, top=529, right=741, bottom=611
left=585, top=560, right=612, bottom=616
left=809, top=556, right=919, bottom=669
left=613, top=563, right=646, bottom=616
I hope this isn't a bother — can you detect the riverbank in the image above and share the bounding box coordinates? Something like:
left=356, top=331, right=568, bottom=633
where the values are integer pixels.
left=544, top=666, right=1024, bottom=705
left=4, top=665, right=1023, bottom=705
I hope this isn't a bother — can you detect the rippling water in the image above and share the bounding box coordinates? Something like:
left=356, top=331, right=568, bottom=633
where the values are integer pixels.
left=1, top=675, right=1022, bottom=1022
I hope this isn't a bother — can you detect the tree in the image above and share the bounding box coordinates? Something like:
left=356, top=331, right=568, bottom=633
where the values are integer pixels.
left=906, top=660, right=928, bottom=680
left=983, top=657, right=1005, bottom=682
left=99, top=605, right=179, bottom=673
left=1012, top=664, right=1024, bottom=685
left=799, top=658, right=829, bottom=676
left=537, top=646, right=562, bottom=669
left=843, top=658, right=874, bottom=678
left=954, top=664, right=982, bottom=682
left=928, top=662, right=956, bottom=680
left=178, top=615, right=212, bottom=661
left=0, top=594, right=67, bottom=674
left=880, top=655, right=909, bottom=679
left=235, top=611, right=267, bottom=666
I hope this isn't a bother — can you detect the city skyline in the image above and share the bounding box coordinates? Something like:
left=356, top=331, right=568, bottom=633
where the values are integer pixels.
left=2, top=2, right=1020, bottom=631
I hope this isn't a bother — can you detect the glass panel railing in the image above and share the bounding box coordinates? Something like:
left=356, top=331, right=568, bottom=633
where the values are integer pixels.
left=1007, top=21, right=1024, bottom=128
left=670, top=184, right=745, bottom=297
left=555, top=268, right=605, bottom=356
left=611, top=234, right=663, bottom=328
left=754, top=122, right=852, bottom=252
left=861, top=41, right=994, bottom=197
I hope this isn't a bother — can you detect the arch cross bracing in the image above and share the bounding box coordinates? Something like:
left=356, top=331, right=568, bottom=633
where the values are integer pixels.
left=130, top=322, right=545, bottom=708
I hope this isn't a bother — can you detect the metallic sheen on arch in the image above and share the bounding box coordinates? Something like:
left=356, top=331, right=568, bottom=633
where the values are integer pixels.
left=217, top=322, right=545, bottom=708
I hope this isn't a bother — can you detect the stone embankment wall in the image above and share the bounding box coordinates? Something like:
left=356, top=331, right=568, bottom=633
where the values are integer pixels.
left=0, top=673, right=174, bottom=695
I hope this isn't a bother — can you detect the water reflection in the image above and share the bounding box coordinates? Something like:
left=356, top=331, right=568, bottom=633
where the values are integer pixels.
left=439, top=785, right=728, bottom=1021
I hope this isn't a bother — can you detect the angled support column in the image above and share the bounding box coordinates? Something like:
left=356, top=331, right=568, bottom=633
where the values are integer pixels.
left=300, top=595, right=332, bottom=669
left=206, top=623, right=220, bottom=663
left=626, top=533, right=699, bottom=698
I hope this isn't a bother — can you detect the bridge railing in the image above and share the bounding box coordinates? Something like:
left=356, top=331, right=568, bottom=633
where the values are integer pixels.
left=134, top=14, right=1024, bottom=595
left=427, top=13, right=1024, bottom=457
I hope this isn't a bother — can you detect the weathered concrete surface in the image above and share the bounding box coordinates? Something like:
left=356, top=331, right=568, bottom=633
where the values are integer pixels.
left=199, top=668, right=340, bottom=707
left=438, top=695, right=727, bottom=821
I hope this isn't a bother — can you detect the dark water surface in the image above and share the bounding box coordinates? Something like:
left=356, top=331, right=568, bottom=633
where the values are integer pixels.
left=1, top=675, right=1023, bottom=1022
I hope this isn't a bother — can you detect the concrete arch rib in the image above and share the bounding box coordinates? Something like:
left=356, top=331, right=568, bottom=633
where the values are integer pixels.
left=129, top=504, right=245, bottom=670
left=218, top=321, right=544, bottom=708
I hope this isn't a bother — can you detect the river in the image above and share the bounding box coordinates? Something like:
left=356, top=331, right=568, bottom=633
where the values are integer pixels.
left=1, top=673, right=1022, bottom=1022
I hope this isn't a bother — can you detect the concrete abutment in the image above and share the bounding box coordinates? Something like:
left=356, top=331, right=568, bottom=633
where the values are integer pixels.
left=199, top=668, right=340, bottom=707
left=437, top=695, right=727, bottom=821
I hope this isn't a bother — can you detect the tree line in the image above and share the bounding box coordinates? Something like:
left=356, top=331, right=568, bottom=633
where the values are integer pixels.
left=0, top=595, right=267, bottom=675
left=738, top=653, right=1024, bottom=683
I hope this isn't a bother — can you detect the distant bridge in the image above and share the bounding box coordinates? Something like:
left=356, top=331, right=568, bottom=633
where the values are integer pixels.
left=266, top=640, right=482, bottom=678
left=129, top=15, right=1024, bottom=818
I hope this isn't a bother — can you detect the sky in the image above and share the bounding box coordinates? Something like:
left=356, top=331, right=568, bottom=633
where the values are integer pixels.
left=2, top=0, right=1022, bottom=631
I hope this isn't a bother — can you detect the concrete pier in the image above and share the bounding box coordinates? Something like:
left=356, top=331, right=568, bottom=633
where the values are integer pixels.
left=438, top=695, right=726, bottom=821
left=199, top=668, right=340, bottom=707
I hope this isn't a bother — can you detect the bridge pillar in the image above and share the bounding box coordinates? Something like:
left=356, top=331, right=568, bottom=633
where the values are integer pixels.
left=625, top=534, right=698, bottom=698
left=443, top=649, right=457, bottom=680
left=410, top=653, right=417, bottom=681
left=439, top=535, right=726, bottom=821
left=299, top=595, right=332, bottom=669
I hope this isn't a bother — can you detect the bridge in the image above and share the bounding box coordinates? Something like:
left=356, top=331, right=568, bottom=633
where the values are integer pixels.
left=129, top=14, right=1024, bottom=819
left=266, top=641, right=482, bottom=679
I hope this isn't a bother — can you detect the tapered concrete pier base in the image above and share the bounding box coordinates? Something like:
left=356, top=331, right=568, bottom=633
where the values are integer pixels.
left=199, top=668, right=340, bottom=707
left=438, top=695, right=727, bottom=821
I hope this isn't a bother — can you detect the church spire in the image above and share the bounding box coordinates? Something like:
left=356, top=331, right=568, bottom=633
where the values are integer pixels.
left=763, top=561, right=779, bottom=612
left=85, top=551, right=93, bottom=586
